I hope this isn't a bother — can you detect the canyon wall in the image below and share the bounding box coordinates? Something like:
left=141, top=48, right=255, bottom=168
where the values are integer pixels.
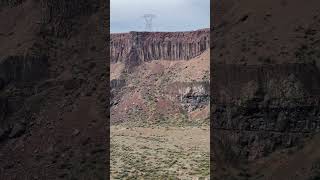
left=110, top=29, right=210, bottom=67
left=212, top=63, right=320, bottom=161
left=110, top=30, right=210, bottom=126
left=0, top=0, right=107, bottom=178
left=211, top=0, right=320, bottom=179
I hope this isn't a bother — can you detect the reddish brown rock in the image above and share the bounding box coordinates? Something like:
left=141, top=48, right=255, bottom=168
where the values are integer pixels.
left=110, top=29, right=210, bottom=67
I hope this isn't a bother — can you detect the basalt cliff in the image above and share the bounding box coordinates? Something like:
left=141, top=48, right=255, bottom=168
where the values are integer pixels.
left=0, top=0, right=107, bottom=179
left=111, top=29, right=209, bottom=66
left=212, top=0, right=320, bottom=179
left=110, top=29, right=210, bottom=126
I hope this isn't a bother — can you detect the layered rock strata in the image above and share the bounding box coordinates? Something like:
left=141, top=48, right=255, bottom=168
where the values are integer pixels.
left=212, top=63, right=320, bottom=161
left=110, top=29, right=210, bottom=67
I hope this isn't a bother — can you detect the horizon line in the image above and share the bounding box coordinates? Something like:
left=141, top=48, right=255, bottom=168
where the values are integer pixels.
left=110, top=27, right=210, bottom=34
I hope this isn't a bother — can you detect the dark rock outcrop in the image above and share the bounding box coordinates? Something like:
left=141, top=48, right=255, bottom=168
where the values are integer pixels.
left=0, top=0, right=25, bottom=8
left=167, top=81, right=210, bottom=112
left=0, top=55, right=48, bottom=85
left=0, top=0, right=108, bottom=179
left=0, top=55, right=48, bottom=141
left=39, top=0, right=101, bottom=38
left=212, top=63, right=320, bottom=161
left=110, top=78, right=125, bottom=105
left=211, top=0, right=320, bottom=179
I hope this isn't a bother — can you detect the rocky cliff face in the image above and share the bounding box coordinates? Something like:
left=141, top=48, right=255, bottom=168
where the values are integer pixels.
left=110, top=33, right=210, bottom=126
left=212, top=63, right=320, bottom=161
left=212, top=0, right=320, bottom=179
left=0, top=0, right=107, bottom=179
left=39, top=0, right=100, bottom=38
left=110, top=29, right=209, bottom=67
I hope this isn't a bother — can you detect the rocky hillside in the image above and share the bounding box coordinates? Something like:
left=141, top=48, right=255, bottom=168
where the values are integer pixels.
left=0, top=0, right=107, bottom=179
left=212, top=0, right=320, bottom=179
left=110, top=29, right=210, bottom=126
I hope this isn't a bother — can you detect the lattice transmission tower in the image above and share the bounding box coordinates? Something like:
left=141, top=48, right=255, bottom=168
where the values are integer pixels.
left=143, top=14, right=156, bottom=32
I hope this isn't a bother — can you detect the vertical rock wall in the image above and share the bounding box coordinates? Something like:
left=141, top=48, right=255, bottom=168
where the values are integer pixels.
left=39, top=0, right=100, bottom=37
left=110, top=29, right=210, bottom=66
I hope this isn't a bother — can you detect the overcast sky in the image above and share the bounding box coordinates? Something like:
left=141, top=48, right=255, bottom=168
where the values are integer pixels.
left=111, top=0, right=210, bottom=33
